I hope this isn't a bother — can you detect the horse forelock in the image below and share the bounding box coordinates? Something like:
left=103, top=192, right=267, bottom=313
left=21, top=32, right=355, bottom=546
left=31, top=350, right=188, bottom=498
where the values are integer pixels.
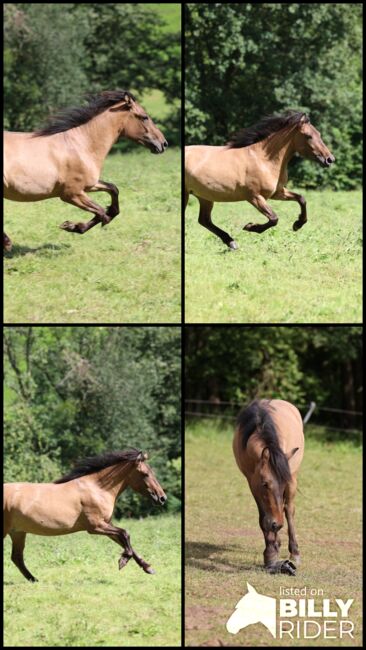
left=226, top=110, right=309, bottom=149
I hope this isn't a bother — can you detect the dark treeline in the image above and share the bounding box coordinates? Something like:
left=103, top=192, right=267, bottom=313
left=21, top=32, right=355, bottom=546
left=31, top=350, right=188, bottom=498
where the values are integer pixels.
left=4, top=327, right=181, bottom=517
left=185, top=327, right=362, bottom=431
left=4, top=3, right=180, bottom=145
left=185, top=3, right=362, bottom=189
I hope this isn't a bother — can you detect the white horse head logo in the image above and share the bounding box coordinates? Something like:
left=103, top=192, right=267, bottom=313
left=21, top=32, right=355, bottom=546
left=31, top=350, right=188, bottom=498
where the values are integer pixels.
left=226, top=582, right=276, bottom=638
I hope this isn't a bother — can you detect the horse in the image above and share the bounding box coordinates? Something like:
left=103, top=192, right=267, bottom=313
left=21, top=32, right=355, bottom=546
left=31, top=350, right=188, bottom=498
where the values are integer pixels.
left=3, top=90, right=168, bottom=251
left=185, top=111, right=335, bottom=249
left=232, top=399, right=304, bottom=575
left=3, top=448, right=167, bottom=582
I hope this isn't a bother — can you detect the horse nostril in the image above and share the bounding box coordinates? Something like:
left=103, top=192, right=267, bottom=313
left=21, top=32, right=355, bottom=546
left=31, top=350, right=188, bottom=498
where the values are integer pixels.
left=164, top=140, right=168, bottom=149
left=159, top=495, right=166, bottom=504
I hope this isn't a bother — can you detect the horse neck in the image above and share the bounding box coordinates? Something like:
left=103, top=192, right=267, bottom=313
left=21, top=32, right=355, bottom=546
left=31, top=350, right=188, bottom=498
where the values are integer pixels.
left=260, top=126, right=297, bottom=168
left=76, top=110, right=127, bottom=165
left=96, top=461, right=133, bottom=500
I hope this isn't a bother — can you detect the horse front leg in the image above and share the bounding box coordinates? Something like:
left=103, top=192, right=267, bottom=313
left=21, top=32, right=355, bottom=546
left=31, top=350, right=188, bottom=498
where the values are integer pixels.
left=88, top=522, right=155, bottom=574
left=198, top=197, right=238, bottom=249
left=88, top=180, right=120, bottom=220
left=244, top=195, right=279, bottom=233
left=284, top=477, right=300, bottom=565
left=272, top=187, right=307, bottom=231
left=59, top=191, right=111, bottom=234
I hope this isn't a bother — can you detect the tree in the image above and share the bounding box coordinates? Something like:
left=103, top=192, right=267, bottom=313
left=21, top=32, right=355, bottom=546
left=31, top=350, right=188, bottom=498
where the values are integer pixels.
left=185, top=3, right=362, bottom=189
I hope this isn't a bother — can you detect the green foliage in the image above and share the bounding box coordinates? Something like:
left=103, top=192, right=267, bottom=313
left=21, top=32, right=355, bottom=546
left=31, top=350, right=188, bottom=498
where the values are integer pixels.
left=185, top=3, right=362, bottom=189
left=185, top=326, right=362, bottom=430
left=4, top=3, right=180, bottom=143
left=4, top=327, right=181, bottom=517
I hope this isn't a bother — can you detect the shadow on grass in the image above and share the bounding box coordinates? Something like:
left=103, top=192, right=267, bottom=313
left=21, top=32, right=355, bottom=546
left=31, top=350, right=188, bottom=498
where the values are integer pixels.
left=186, top=541, right=259, bottom=573
left=4, top=242, right=71, bottom=258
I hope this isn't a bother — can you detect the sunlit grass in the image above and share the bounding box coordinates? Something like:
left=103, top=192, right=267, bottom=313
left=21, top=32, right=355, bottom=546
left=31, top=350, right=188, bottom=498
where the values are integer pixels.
left=4, top=148, right=181, bottom=323
left=4, top=515, right=181, bottom=647
left=185, top=191, right=362, bottom=323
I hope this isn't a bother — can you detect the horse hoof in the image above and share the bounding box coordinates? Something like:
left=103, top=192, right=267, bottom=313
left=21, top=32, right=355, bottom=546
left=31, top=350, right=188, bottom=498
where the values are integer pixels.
left=281, top=560, right=297, bottom=576
left=229, top=240, right=238, bottom=250
left=143, top=566, right=155, bottom=575
left=293, top=220, right=305, bottom=232
left=60, top=221, right=75, bottom=231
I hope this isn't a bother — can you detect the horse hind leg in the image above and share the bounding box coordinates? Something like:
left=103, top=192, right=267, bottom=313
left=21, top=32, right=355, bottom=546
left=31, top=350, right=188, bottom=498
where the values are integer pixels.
left=198, top=197, right=238, bottom=249
left=4, top=233, right=12, bottom=252
left=10, top=531, right=38, bottom=582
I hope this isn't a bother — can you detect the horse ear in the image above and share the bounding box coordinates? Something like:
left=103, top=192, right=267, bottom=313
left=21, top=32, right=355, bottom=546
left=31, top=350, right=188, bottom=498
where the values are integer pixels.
left=110, top=95, right=133, bottom=113
left=261, top=447, right=270, bottom=462
left=137, top=451, right=148, bottom=462
left=300, top=113, right=309, bottom=123
left=247, top=582, right=257, bottom=594
left=287, top=447, right=299, bottom=460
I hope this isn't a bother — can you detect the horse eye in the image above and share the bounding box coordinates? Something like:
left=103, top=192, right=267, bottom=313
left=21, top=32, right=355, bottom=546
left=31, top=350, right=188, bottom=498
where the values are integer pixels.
left=141, top=115, right=148, bottom=121
left=306, top=134, right=312, bottom=140
left=262, top=482, right=268, bottom=488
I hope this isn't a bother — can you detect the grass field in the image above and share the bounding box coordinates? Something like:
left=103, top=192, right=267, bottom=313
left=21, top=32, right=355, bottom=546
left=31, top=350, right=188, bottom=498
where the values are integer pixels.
left=4, top=514, right=181, bottom=647
left=185, top=191, right=362, bottom=323
left=185, top=421, right=362, bottom=647
left=4, top=148, right=180, bottom=324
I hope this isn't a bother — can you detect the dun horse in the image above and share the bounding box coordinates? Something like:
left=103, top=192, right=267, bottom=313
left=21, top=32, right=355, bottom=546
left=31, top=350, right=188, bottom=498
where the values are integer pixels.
left=185, top=111, right=335, bottom=249
left=3, top=449, right=167, bottom=582
left=233, top=399, right=304, bottom=575
left=4, top=90, right=168, bottom=251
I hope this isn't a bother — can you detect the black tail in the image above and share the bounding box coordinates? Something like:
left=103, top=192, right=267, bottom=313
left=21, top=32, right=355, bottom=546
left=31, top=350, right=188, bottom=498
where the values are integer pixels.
left=236, top=400, right=291, bottom=483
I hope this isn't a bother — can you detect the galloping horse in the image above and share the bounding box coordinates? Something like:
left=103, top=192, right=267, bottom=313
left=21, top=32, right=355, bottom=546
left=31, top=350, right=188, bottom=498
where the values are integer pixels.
left=4, top=90, right=168, bottom=251
left=3, top=449, right=167, bottom=582
left=233, top=399, right=304, bottom=575
left=185, top=111, right=335, bottom=249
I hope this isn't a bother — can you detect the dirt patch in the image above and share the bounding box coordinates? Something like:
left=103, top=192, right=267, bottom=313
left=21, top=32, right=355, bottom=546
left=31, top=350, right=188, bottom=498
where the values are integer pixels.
left=185, top=605, right=228, bottom=631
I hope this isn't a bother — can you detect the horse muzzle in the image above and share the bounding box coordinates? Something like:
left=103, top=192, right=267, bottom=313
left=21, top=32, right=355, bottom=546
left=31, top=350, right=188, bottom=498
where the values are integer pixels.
left=149, top=140, right=168, bottom=154
left=317, top=154, right=335, bottom=168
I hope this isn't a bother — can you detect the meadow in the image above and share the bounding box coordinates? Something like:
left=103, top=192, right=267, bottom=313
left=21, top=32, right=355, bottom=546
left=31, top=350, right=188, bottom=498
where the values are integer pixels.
left=185, top=420, right=362, bottom=647
left=4, top=514, right=181, bottom=647
left=185, top=191, right=362, bottom=323
left=4, top=148, right=180, bottom=324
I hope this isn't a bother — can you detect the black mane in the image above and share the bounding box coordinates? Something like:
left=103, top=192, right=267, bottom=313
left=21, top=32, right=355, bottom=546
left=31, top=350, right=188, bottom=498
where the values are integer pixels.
left=226, top=110, right=309, bottom=149
left=33, top=90, right=136, bottom=136
left=53, top=448, right=142, bottom=484
left=236, top=400, right=291, bottom=484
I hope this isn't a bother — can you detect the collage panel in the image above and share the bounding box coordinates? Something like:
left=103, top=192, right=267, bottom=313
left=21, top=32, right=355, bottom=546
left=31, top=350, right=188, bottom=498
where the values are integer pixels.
left=4, top=3, right=181, bottom=325
left=4, top=325, right=182, bottom=646
left=184, top=3, right=362, bottom=324
left=185, top=325, right=362, bottom=646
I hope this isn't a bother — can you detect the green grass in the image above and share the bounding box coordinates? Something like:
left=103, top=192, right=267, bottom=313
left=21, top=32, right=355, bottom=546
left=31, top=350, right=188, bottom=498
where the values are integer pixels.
left=185, top=421, right=362, bottom=647
left=4, top=515, right=181, bottom=647
left=149, top=3, right=181, bottom=32
left=4, top=148, right=181, bottom=323
left=185, top=191, right=362, bottom=323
